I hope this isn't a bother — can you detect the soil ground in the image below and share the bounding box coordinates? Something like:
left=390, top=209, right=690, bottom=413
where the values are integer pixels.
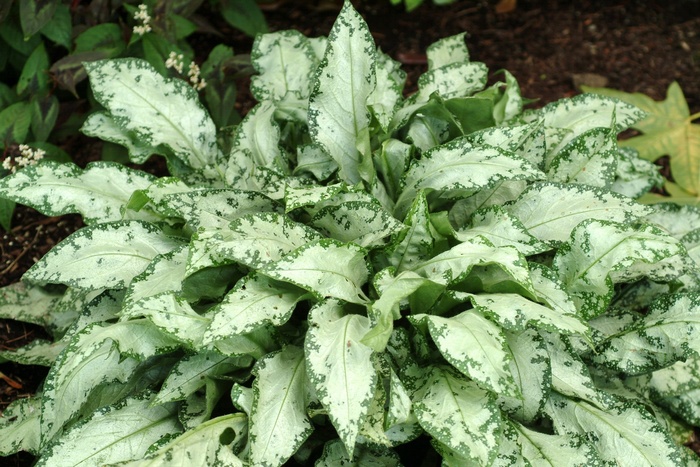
left=2, top=0, right=700, bottom=464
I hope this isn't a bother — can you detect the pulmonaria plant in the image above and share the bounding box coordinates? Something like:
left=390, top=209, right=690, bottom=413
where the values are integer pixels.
left=1, top=2, right=700, bottom=465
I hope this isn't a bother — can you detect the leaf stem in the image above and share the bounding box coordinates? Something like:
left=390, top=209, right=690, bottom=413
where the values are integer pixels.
left=688, top=111, right=700, bottom=123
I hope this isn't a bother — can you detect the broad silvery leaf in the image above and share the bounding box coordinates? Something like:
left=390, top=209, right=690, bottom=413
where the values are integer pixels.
left=119, top=414, right=247, bottom=467
left=611, top=146, right=663, bottom=199
left=262, top=239, right=370, bottom=304
left=305, top=300, right=376, bottom=454
left=426, top=33, right=469, bottom=69
left=294, top=143, right=339, bottom=181
left=85, top=59, right=222, bottom=172
left=0, top=282, right=63, bottom=331
left=0, top=396, right=41, bottom=456
left=204, top=273, right=306, bottom=344
left=545, top=392, right=683, bottom=467
left=251, top=29, right=321, bottom=104
left=465, top=292, right=588, bottom=336
left=368, top=51, right=405, bottom=131
left=642, top=355, right=700, bottom=426
left=466, top=121, right=546, bottom=169
left=510, top=420, right=601, bottom=466
left=645, top=203, right=700, bottom=239
left=0, top=161, right=156, bottom=224
left=449, top=180, right=528, bottom=227
left=308, top=1, right=375, bottom=185
left=154, top=351, right=247, bottom=404
left=284, top=183, right=345, bottom=212
left=188, top=212, right=320, bottom=274
left=546, top=127, right=618, bottom=187
left=411, top=311, right=517, bottom=397
left=498, top=329, right=551, bottom=423
left=540, top=331, right=601, bottom=405
left=311, top=199, right=405, bottom=248
left=394, top=138, right=542, bottom=219
left=593, top=293, right=700, bottom=374
left=0, top=338, right=65, bottom=366
left=507, top=182, right=652, bottom=243
left=81, top=111, right=157, bottom=164
left=123, top=246, right=189, bottom=312
left=250, top=345, right=313, bottom=466
left=315, top=439, right=400, bottom=466
left=414, top=365, right=502, bottom=465
left=454, top=205, right=550, bottom=256
left=415, top=61, right=488, bottom=102
left=228, top=101, right=287, bottom=176
left=160, top=188, right=280, bottom=232
left=36, top=392, right=181, bottom=467
left=24, top=221, right=183, bottom=291
left=554, top=220, right=687, bottom=319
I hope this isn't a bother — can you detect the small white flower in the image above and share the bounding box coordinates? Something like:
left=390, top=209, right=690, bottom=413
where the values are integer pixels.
left=165, top=51, right=185, bottom=74
left=133, top=4, right=152, bottom=36
left=187, top=62, right=207, bottom=90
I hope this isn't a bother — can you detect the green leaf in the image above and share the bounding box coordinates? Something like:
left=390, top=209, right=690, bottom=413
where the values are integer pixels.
left=373, top=139, right=412, bottom=200
left=545, top=392, right=683, bottom=467
left=394, top=138, right=542, bottom=219
left=0, top=161, right=157, bottom=224
left=412, top=310, right=517, bottom=397
left=85, top=59, right=222, bottom=172
left=38, top=3, right=71, bottom=49
left=220, top=0, right=268, bottom=37
left=507, top=182, right=652, bottom=243
left=37, top=392, right=181, bottom=467
left=593, top=293, right=700, bottom=374
left=250, top=345, right=313, bottom=466
left=308, top=1, right=376, bottom=185
left=554, top=220, right=687, bottom=319
left=262, top=239, right=370, bottom=304
left=24, top=221, right=183, bottom=291
left=305, top=300, right=376, bottom=454
left=17, top=42, right=49, bottom=96
left=120, top=414, right=247, bottom=466
left=414, top=365, right=502, bottom=465
left=0, top=101, right=32, bottom=147
left=204, top=273, right=305, bottom=344
left=74, top=23, right=125, bottom=56
left=546, top=127, right=618, bottom=188
left=0, top=197, right=15, bottom=231
left=31, top=94, right=59, bottom=142
left=19, top=0, right=58, bottom=38
left=0, top=396, right=42, bottom=456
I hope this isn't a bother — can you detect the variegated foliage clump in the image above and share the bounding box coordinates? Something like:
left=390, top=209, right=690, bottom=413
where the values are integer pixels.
left=2, top=2, right=700, bottom=466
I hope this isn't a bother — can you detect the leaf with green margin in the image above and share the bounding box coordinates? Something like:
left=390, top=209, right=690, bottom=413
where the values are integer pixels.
left=510, top=420, right=601, bottom=466
left=426, top=33, right=469, bottom=69
left=262, top=239, right=370, bottom=304
left=539, top=331, right=601, bottom=405
left=249, top=345, right=313, bottom=466
left=305, top=300, right=376, bottom=455
left=121, top=292, right=210, bottom=347
left=24, top=221, right=183, bottom=291
left=413, top=365, right=502, bottom=465
left=307, top=1, right=376, bottom=185
left=284, top=183, right=345, bottom=213
left=188, top=212, right=321, bottom=274
left=411, top=311, right=517, bottom=397
left=521, top=93, right=646, bottom=157
left=293, top=143, right=339, bottom=181
left=251, top=29, right=322, bottom=105
left=0, top=161, right=157, bottom=224
left=644, top=203, right=700, bottom=239
left=214, top=325, right=279, bottom=360
left=455, top=205, right=549, bottom=256
left=36, top=392, right=181, bottom=467
left=0, top=396, right=42, bottom=456
left=529, top=263, right=580, bottom=318
left=154, top=351, right=249, bottom=404
left=373, top=139, right=412, bottom=201
left=229, top=101, right=287, bottom=175
left=394, top=138, right=542, bottom=219
left=0, top=339, right=65, bottom=366
left=464, top=292, right=588, bottom=336
left=612, top=146, right=663, bottom=199
left=546, top=127, right=618, bottom=187
left=415, top=61, right=488, bottom=103
left=492, top=70, right=524, bottom=124
left=384, top=191, right=442, bottom=272
left=553, top=219, right=687, bottom=319
left=593, top=293, right=700, bottom=375
left=81, top=112, right=158, bottom=164
left=507, top=182, right=652, bottom=243
left=204, top=273, right=306, bottom=344
left=85, top=59, right=222, bottom=172
left=119, top=413, right=246, bottom=467
left=545, top=392, right=683, bottom=467
left=466, top=121, right=546, bottom=169
left=498, top=329, right=551, bottom=423
left=315, top=439, right=400, bottom=466
left=41, top=318, right=180, bottom=443
left=123, top=246, right=188, bottom=312
left=449, top=180, right=528, bottom=228
left=368, top=51, right=405, bottom=131
left=411, top=236, right=532, bottom=290
left=0, top=282, right=63, bottom=330
left=311, top=200, right=405, bottom=248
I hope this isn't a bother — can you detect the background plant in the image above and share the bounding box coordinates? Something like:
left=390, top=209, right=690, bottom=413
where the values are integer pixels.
left=1, top=2, right=700, bottom=465
left=0, top=0, right=263, bottom=230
